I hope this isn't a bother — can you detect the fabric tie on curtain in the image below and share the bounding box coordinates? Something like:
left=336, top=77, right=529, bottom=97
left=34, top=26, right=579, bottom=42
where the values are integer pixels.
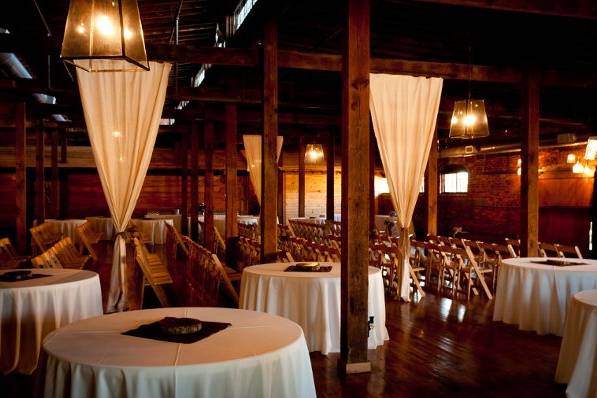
left=242, top=135, right=284, bottom=205
left=77, top=60, right=172, bottom=312
left=369, top=73, right=443, bottom=301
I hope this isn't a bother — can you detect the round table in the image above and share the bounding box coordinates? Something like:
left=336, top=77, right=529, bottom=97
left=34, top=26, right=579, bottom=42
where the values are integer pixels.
left=239, top=262, right=389, bottom=354
left=0, top=268, right=103, bottom=374
left=43, top=307, right=315, bottom=398
left=555, top=289, right=597, bottom=398
left=45, top=219, right=87, bottom=245
left=493, top=257, right=597, bottom=335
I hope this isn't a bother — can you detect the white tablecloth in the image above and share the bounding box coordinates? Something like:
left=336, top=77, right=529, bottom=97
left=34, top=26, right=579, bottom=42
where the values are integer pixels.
left=555, top=289, right=597, bottom=398
left=145, top=213, right=182, bottom=232
left=198, top=214, right=259, bottom=237
left=493, top=257, right=597, bottom=335
left=0, top=269, right=103, bottom=374
left=45, top=219, right=87, bottom=245
left=240, top=262, right=389, bottom=354
left=43, top=307, right=315, bottom=398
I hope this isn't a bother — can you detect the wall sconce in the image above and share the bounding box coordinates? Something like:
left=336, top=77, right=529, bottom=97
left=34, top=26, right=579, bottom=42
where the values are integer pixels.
left=566, top=153, right=577, bottom=164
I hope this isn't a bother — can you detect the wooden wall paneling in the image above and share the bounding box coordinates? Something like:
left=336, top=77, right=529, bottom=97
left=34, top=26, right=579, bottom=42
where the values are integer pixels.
left=260, top=18, right=279, bottom=262
left=339, top=0, right=371, bottom=375
left=277, top=151, right=286, bottom=224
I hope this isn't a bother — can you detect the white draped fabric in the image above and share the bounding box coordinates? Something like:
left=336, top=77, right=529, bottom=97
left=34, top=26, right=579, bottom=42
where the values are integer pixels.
left=242, top=135, right=283, bottom=205
left=76, top=61, right=171, bottom=312
left=369, top=74, right=443, bottom=300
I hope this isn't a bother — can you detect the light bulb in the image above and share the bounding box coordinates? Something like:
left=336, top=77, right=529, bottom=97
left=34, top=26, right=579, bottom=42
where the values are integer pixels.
left=76, top=24, right=86, bottom=34
left=463, top=114, right=477, bottom=127
left=112, top=131, right=121, bottom=138
left=566, top=153, right=576, bottom=164
left=451, top=116, right=458, bottom=125
left=517, top=158, right=522, bottom=167
left=96, top=15, right=114, bottom=37
left=573, top=161, right=585, bottom=174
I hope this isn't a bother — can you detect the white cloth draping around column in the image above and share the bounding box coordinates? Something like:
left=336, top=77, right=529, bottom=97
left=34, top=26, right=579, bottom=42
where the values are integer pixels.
left=76, top=61, right=171, bottom=312
left=242, top=135, right=283, bottom=205
left=369, top=74, right=443, bottom=301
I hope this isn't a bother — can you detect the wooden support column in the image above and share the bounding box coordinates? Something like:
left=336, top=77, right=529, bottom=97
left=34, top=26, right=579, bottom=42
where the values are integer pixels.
left=339, top=0, right=371, bottom=375
left=298, top=136, right=306, bottom=217
left=51, top=130, right=59, bottom=219
left=15, top=103, right=27, bottom=253
left=326, top=132, right=335, bottom=221
left=369, top=128, right=376, bottom=234
left=277, top=151, right=286, bottom=224
left=180, top=131, right=189, bottom=235
left=190, top=122, right=200, bottom=242
left=225, top=104, right=238, bottom=240
left=204, top=120, right=215, bottom=249
left=60, top=131, right=67, bottom=163
left=425, top=129, right=438, bottom=236
left=520, top=66, right=540, bottom=257
left=35, top=126, right=45, bottom=224
left=260, top=18, right=279, bottom=262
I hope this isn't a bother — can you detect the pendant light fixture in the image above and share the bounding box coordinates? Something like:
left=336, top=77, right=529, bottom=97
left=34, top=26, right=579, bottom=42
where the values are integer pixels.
left=449, top=42, right=489, bottom=139
left=305, top=144, right=324, bottom=164
left=61, top=0, right=149, bottom=72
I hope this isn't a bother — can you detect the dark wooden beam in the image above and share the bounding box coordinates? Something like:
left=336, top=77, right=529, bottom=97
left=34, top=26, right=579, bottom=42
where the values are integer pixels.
left=51, top=130, right=59, bottom=218
left=203, top=120, right=215, bottom=250
left=414, top=0, right=597, bottom=20
left=425, top=130, right=439, bottom=236
left=147, top=44, right=259, bottom=66
left=15, top=103, right=27, bottom=253
left=520, top=66, right=540, bottom=257
left=260, top=18, right=279, bottom=263
left=180, top=130, right=189, bottom=235
left=35, top=126, right=45, bottom=224
left=60, top=131, right=67, bottom=164
left=190, top=122, right=200, bottom=242
left=298, top=135, right=306, bottom=217
left=225, top=104, right=239, bottom=239
left=339, top=0, right=371, bottom=375
left=326, top=131, right=335, bottom=221
left=369, top=127, right=376, bottom=233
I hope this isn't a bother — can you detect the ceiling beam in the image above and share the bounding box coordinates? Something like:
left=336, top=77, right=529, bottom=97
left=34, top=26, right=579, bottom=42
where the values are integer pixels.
left=413, top=0, right=597, bottom=20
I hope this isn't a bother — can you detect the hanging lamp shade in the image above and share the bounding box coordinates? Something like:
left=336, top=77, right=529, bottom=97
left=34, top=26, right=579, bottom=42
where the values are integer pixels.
left=584, top=137, right=597, bottom=160
left=305, top=143, right=324, bottom=163
left=61, top=0, right=149, bottom=72
left=449, top=99, right=489, bottom=139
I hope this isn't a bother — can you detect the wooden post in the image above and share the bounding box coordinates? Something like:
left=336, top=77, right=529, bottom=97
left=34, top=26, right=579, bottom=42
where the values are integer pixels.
left=35, top=126, right=45, bottom=224
left=326, top=131, right=335, bottom=221
left=425, top=129, right=438, bottom=236
left=15, top=103, right=27, bottom=253
left=339, top=0, right=371, bottom=375
left=180, top=130, right=189, bottom=235
left=190, top=122, right=200, bottom=241
left=298, top=135, right=306, bottom=217
left=261, top=18, right=279, bottom=262
left=225, top=104, right=238, bottom=240
left=369, top=127, right=376, bottom=234
left=204, top=120, right=215, bottom=249
left=521, top=66, right=540, bottom=257
left=51, top=130, right=59, bottom=219
left=277, top=151, right=286, bottom=224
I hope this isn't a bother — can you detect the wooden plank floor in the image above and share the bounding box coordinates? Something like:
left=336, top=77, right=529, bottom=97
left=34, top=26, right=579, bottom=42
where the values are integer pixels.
left=310, top=294, right=566, bottom=397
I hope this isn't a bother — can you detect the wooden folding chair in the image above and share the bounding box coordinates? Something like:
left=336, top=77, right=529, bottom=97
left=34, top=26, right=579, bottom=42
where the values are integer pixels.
left=461, top=245, right=494, bottom=300
left=52, top=237, right=92, bottom=269
left=505, top=238, right=520, bottom=257
left=133, top=238, right=173, bottom=308
left=75, top=222, right=98, bottom=261
left=554, top=243, right=583, bottom=259
left=538, top=242, right=560, bottom=258
left=31, top=249, right=63, bottom=269
left=0, top=238, right=28, bottom=269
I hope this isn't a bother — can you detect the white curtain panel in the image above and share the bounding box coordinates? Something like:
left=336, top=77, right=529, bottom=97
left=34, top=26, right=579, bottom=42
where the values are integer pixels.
left=242, top=135, right=284, bottom=205
left=369, top=73, right=443, bottom=301
left=76, top=60, right=172, bottom=312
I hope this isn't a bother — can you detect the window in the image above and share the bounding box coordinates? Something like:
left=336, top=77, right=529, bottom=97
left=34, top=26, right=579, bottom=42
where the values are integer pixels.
left=441, top=170, right=468, bottom=193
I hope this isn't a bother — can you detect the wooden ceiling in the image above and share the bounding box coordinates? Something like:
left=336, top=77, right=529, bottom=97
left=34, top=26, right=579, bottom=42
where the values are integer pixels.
left=1, top=0, right=596, bottom=151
